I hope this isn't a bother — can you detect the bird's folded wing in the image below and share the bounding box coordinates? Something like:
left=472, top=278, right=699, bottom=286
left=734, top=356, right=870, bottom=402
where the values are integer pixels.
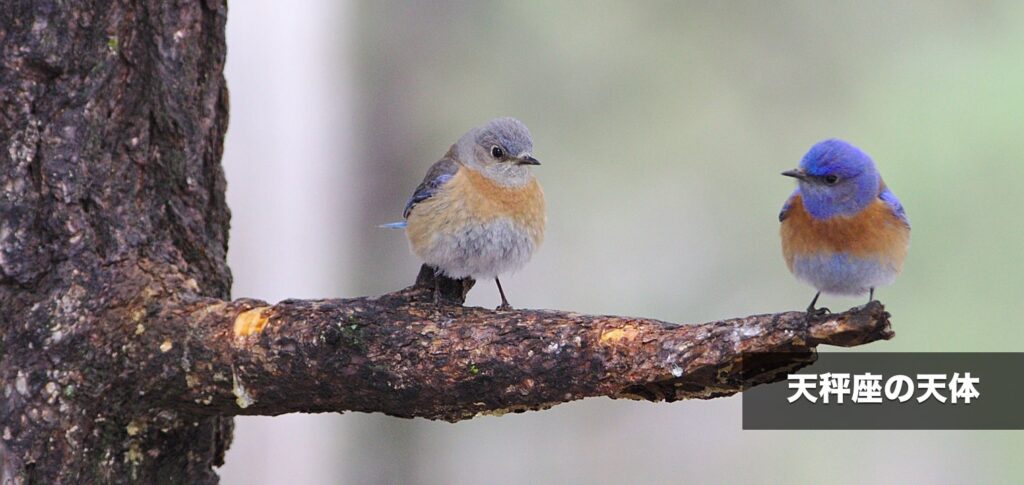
left=403, top=158, right=460, bottom=219
left=779, top=190, right=800, bottom=222
left=878, top=186, right=910, bottom=229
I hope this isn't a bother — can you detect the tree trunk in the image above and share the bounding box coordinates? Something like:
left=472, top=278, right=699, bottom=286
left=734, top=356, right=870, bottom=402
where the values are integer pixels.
left=1, top=1, right=231, bottom=482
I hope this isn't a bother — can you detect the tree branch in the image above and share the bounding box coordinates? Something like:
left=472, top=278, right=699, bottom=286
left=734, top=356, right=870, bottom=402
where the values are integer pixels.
left=144, top=266, right=894, bottom=422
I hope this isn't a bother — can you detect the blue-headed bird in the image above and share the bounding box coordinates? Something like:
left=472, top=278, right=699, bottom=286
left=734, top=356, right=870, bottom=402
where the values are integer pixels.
left=780, top=139, right=910, bottom=314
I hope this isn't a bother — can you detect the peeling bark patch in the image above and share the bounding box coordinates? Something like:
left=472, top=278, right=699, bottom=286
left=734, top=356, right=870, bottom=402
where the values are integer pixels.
left=231, top=371, right=255, bottom=409
left=14, top=372, right=28, bottom=395
left=233, top=307, right=270, bottom=337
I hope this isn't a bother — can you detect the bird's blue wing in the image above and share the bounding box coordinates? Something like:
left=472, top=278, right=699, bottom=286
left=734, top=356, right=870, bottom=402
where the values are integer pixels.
left=879, top=185, right=910, bottom=228
left=779, top=190, right=799, bottom=222
left=402, top=158, right=459, bottom=219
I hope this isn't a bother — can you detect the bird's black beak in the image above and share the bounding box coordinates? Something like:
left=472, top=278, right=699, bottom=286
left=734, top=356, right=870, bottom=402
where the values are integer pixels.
left=516, top=155, right=541, bottom=166
left=781, top=168, right=807, bottom=180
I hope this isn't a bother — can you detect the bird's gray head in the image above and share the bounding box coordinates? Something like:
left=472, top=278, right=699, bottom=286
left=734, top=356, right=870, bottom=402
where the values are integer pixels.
left=456, top=117, right=540, bottom=187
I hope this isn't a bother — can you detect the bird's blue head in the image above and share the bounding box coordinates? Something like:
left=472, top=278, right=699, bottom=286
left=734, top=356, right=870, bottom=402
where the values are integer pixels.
left=783, top=139, right=881, bottom=219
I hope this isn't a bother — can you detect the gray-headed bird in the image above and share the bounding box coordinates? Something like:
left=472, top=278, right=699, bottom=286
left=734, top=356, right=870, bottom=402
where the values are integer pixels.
left=383, top=118, right=545, bottom=310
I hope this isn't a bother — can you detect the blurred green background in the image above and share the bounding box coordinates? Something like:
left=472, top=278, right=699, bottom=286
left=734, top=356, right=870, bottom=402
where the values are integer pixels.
left=220, top=1, right=1024, bottom=483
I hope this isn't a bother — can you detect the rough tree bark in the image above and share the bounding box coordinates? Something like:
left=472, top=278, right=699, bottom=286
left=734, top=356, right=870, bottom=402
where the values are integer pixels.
left=0, top=1, right=894, bottom=483
left=1, top=1, right=231, bottom=483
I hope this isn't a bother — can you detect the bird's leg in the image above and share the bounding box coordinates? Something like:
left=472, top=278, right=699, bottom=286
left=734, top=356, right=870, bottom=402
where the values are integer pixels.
left=807, top=291, right=830, bottom=316
left=428, top=266, right=457, bottom=306
left=869, top=287, right=875, bottom=304
left=495, top=277, right=512, bottom=311
left=433, top=274, right=445, bottom=305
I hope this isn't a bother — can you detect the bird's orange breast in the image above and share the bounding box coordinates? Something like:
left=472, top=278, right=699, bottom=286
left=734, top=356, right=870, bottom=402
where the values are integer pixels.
left=406, top=166, right=546, bottom=255
left=781, top=194, right=909, bottom=270
left=458, top=168, right=546, bottom=231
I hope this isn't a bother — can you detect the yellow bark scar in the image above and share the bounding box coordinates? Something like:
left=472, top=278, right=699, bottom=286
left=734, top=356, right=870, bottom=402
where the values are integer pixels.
left=599, top=327, right=638, bottom=344
left=233, top=307, right=270, bottom=337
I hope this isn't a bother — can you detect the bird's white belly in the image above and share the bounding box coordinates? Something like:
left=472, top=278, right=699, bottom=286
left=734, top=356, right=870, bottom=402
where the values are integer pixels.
left=792, top=253, right=899, bottom=296
left=419, top=218, right=536, bottom=280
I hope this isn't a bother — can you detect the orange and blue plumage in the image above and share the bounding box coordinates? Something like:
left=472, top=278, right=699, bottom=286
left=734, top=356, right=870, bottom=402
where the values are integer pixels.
left=382, top=118, right=545, bottom=310
left=779, top=139, right=910, bottom=314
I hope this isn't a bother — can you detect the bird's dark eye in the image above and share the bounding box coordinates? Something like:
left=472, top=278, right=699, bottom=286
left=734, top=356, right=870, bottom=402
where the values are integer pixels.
left=824, top=174, right=839, bottom=185
left=490, top=146, right=504, bottom=158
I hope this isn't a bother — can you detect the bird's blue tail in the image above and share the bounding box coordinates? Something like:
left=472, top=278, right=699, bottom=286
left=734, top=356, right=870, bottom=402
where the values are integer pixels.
left=378, top=221, right=408, bottom=229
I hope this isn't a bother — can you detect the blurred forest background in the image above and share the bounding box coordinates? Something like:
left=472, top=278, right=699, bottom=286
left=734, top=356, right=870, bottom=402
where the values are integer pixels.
left=218, top=1, right=1024, bottom=484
